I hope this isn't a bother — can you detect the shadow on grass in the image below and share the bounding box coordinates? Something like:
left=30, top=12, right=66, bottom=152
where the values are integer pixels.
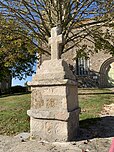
left=78, top=92, right=114, bottom=95
left=77, top=116, right=114, bottom=141
left=0, top=92, right=31, bottom=98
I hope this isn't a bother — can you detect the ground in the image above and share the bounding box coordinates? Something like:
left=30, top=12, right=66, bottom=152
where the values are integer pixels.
left=0, top=101, right=114, bottom=152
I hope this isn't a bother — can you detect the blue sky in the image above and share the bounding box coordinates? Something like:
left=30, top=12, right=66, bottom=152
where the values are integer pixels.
left=12, top=65, right=37, bottom=86
left=12, top=76, right=33, bottom=86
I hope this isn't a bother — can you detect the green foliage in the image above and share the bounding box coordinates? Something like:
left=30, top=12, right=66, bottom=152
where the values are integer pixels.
left=0, top=14, right=37, bottom=80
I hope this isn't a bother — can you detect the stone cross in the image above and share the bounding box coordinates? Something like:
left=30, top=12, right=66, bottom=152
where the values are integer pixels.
left=49, top=27, right=63, bottom=60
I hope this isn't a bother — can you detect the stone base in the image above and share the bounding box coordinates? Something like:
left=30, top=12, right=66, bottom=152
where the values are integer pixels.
left=28, top=59, right=80, bottom=142
left=28, top=108, right=80, bottom=142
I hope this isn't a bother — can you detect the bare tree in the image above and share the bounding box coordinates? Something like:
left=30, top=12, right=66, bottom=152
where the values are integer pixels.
left=0, top=0, right=114, bottom=57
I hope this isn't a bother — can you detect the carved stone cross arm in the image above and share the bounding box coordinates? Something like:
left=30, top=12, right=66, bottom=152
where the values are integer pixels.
left=49, top=27, right=64, bottom=60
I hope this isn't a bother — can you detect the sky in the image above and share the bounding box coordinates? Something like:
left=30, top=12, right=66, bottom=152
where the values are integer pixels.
left=12, top=76, right=33, bottom=86
left=12, top=65, right=37, bottom=86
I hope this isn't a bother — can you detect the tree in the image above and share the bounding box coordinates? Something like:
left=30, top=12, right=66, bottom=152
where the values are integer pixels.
left=0, top=14, right=37, bottom=80
left=0, top=0, right=114, bottom=58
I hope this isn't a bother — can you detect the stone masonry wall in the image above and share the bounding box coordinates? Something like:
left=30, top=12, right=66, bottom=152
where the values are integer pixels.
left=89, top=51, right=112, bottom=73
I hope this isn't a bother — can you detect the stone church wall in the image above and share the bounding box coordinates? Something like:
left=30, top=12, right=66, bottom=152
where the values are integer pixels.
left=89, top=51, right=112, bottom=73
left=41, top=49, right=113, bottom=88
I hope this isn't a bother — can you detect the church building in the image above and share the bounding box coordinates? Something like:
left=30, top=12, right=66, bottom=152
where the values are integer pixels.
left=42, top=48, right=114, bottom=88
left=62, top=50, right=114, bottom=88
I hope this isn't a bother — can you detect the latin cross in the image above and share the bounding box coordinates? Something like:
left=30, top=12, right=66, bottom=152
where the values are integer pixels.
left=49, top=27, right=63, bottom=60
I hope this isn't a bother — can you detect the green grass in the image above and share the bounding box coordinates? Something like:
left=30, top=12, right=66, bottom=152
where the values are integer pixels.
left=79, top=88, right=114, bottom=127
left=0, top=93, right=30, bottom=135
left=0, top=89, right=114, bottom=135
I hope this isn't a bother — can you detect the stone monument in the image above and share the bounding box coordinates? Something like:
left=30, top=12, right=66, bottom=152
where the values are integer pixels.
left=27, top=26, right=80, bottom=142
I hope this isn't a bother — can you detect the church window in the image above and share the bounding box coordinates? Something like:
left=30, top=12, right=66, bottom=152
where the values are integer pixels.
left=76, top=57, right=90, bottom=76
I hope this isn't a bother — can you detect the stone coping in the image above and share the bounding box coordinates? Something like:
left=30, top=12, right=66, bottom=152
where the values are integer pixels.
left=27, top=108, right=80, bottom=121
left=28, top=79, right=77, bottom=87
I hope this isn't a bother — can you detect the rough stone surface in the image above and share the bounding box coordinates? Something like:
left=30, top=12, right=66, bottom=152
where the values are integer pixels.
left=27, top=26, right=80, bottom=142
left=49, top=27, right=63, bottom=60
left=0, top=135, right=112, bottom=152
left=27, top=77, right=80, bottom=141
left=31, top=59, right=76, bottom=81
left=15, top=132, right=30, bottom=142
left=28, top=111, right=80, bottom=142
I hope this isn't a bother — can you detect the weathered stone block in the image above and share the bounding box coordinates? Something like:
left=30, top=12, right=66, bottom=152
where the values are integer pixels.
left=27, top=53, right=80, bottom=141
left=29, top=108, right=80, bottom=142
left=32, top=59, right=76, bottom=81
left=27, top=27, right=80, bottom=141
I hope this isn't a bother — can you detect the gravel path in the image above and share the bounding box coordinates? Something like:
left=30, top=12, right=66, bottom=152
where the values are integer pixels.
left=0, top=135, right=112, bottom=152
left=0, top=103, right=114, bottom=152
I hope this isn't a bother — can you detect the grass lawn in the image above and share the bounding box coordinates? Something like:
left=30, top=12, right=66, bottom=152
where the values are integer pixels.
left=79, top=88, right=114, bottom=127
left=0, top=89, right=114, bottom=135
left=0, top=93, right=30, bottom=135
